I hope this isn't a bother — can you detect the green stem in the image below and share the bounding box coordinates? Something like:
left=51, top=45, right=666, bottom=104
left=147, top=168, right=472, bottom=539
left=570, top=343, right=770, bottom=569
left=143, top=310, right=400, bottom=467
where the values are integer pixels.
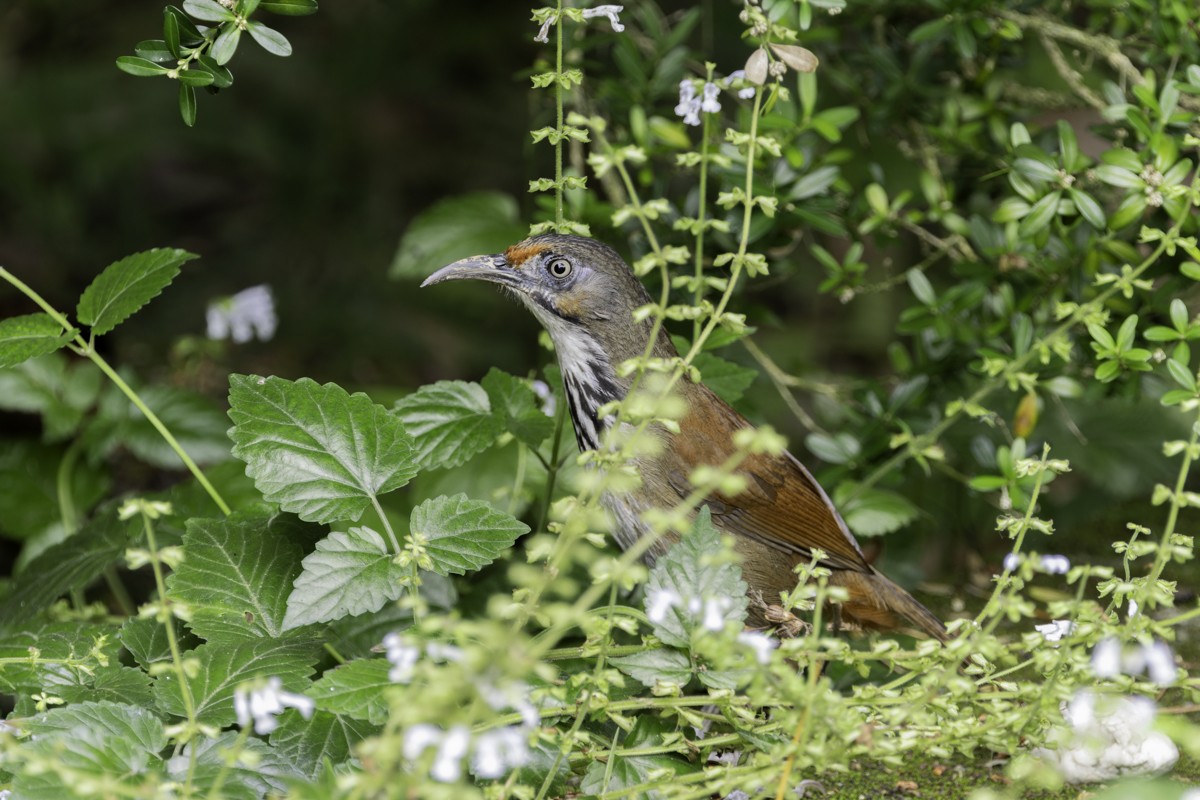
left=55, top=438, right=83, bottom=534
left=554, top=0, right=565, bottom=228
left=535, top=401, right=567, bottom=536
left=691, top=85, right=714, bottom=341
left=204, top=723, right=252, bottom=800
left=1145, top=404, right=1200, bottom=587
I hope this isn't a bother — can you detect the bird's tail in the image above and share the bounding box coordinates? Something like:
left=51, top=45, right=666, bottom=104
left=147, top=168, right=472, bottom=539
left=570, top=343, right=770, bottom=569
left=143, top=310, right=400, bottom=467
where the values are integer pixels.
left=829, top=569, right=949, bottom=642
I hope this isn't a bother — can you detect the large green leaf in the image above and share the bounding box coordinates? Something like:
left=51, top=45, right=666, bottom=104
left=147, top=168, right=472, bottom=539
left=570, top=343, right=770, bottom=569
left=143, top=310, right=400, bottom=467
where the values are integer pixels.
left=409, top=493, right=529, bottom=576
left=171, top=733, right=304, bottom=799
left=87, top=383, right=232, bottom=468
left=119, top=616, right=196, bottom=669
left=282, top=526, right=407, bottom=630
left=306, top=657, right=391, bottom=724
left=0, top=621, right=122, bottom=694
left=167, top=515, right=306, bottom=642
left=392, top=380, right=501, bottom=471
left=390, top=191, right=526, bottom=279
left=0, top=509, right=133, bottom=627
left=643, top=507, right=748, bottom=648
left=152, top=637, right=319, bottom=726
left=610, top=647, right=693, bottom=689
left=44, top=662, right=156, bottom=709
left=691, top=351, right=757, bottom=404
left=228, top=375, right=418, bottom=524
left=579, top=716, right=699, bottom=798
left=0, top=313, right=75, bottom=368
left=75, top=248, right=197, bottom=336
left=15, top=702, right=167, bottom=800
left=481, top=368, right=555, bottom=449
left=834, top=484, right=920, bottom=538
left=0, top=353, right=103, bottom=440
left=269, top=708, right=379, bottom=781
left=0, top=438, right=108, bottom=543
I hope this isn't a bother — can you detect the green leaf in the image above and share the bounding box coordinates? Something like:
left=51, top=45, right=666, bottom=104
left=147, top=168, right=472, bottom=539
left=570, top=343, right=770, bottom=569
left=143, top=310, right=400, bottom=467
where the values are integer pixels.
left=46, top=663, right=155, bottom=709
left=1068, top=189, right=1105, bottom=229
left=409, top=493, right=529, bottom=576
left=804, top=431, right=860, bottom=465
left=163, top=11, right=182, bottom=56
left=691, top=350, right=757, bottom=404
left=179, top=84, right=197, bottom=127
left=228, top=374, right=418, bottom=524
left=0, top=439, right=107, bottom=542
left=167, top=515, right=306, bottom=642
left=789, top=165, right=839, bottom=200
left=282, top=526, right=407, bottom=629
left=390, top=192, right=527, bottom=279
left=1166, top=359, right=1197, bottom=393
left=0, top=621, right=121, bottom=694
left=172, top=732, right=303, bottom=798
left=1101, top=147, right=1143, bottom=172
left=134, top=39, right=176, bottom=63
left=0, top=314, right=74, bottom=368
left=580, top=717, right=699, bottom=797
left=306, top=658, right=391, bottom=724
left=643, top=507, right=748, bottom=648
left=0, top=510, right=132, bottom=627
left=834, top=484, right=920, bottom=538
left=610, top=648, right=693, bottom=688
left=864, top=183, right=888, bottom=216
left=89, top=383, right=232, bottom=468
left=120, top=616, right=194, bottom=669
left=183, top=0, right=236, bottom=21
left=481, top=368, right=554, bottom=449
left=1013, top=157, right=1058, bottom=183
left=1110, top=194, right=1148, bottom=229
left=1057, top=119, right=1082, bottom=172
left=76, top=248, right=197, bottom=336
left=1017, top=191, right=1061, bottom=237
left=116, top=56, right=169, bottom=77
left=392, top=380, right=502, bottom=471
left=212, top=25, right=242, bottom=65
left=176, top=68, right=214, bottom=86
left=270, top=709, right=378, bottom=781
left=1094, top=164, right=1144, bottom=189
left=153, top=637, right=319, bottom=725
left=906, top=268, right=935, bottom=305
left=0, top=352, right=102, bottom=439
left=1170, top=298, right=1189, bottom=331
left=15, top=702, right=166, bottom=800
left=247, top=21, right=293, bottom=56
left=195, top=54, right=234, bottom=88
left=260, top=0, right=319, bottom=14
left=1117, top=315, right=1139, bottom=351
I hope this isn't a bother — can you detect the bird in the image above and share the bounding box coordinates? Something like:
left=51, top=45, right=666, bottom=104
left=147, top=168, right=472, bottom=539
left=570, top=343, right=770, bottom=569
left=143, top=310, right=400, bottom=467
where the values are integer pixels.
left=422, top=233, right=947, bottom=641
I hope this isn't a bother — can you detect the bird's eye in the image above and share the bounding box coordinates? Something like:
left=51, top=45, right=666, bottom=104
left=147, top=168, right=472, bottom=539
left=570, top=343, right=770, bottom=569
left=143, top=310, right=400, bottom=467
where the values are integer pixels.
left=546, top=257, right=573, bottom=279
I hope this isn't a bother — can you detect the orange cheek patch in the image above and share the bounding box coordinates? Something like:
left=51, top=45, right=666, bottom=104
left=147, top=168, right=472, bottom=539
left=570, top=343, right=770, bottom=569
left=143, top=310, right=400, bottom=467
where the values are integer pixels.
left=555, top=294, right=583, bottom=318
left=504, top=242, right=550, bottom=269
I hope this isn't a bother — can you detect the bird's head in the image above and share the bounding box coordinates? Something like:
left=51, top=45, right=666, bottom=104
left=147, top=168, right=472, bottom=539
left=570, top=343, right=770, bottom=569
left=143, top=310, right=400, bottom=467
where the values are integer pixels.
left=421, top=234, right=664, bottom=362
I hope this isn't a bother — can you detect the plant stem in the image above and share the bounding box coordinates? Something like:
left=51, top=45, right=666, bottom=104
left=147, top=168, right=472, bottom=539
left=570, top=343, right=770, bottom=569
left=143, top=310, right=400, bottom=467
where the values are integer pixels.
left=554, top=0, right=565, bottom=228
left=535, top=402, right=567, bottom=536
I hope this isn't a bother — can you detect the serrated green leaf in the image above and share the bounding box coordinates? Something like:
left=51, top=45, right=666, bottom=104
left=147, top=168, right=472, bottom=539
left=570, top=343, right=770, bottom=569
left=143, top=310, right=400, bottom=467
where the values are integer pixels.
left=0, top=313, right=74, bottom=368
left=390, top=192, right=527, bottom=279
left=270, top=709, right=378, bottom=781
left=409, top=493, right=529, bottom=576
left=247, top=21, right=293, bottom=56
left=282, top=526, right=407, bottom=629
left=76, top=248, right=198, bottom=336
left=306, top=658, right=391, bottom=723
left=0, top=621, right=122, bottom=694
left=168, top=515, right=306, bottom=642
left=610, top=647, right=692, bottom=688
left=153, top=637, right=319, bottom=725
left=392, top=380, right=502, bottom=471
left=672, top=340, right=757, bottom=405
left=0, top=509, right=132, bottom=627
left=643, top=507, right=748, bottom=648
left=228, top=374, right=418, bottom=524
left=172, top=733, right=303, bottom=798
left=46, top=663, right=155, bottom=709
left=120, top=616, right=194, bottom=669
left=261, top=0, right=319, bottom=14
left=27, top=700, right=166, bottom=750
left=481, top=368, right=554, bottom=449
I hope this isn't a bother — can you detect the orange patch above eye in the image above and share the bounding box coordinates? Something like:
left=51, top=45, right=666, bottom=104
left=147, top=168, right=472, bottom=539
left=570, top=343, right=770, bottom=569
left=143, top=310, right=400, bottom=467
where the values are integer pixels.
left=504, top=242, right=550, bottom=268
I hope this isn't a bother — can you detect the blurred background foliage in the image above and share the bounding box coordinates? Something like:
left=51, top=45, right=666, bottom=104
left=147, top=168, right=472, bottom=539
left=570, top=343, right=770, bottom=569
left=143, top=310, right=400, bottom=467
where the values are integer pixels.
left=1, top=0, right=1198, bottom=605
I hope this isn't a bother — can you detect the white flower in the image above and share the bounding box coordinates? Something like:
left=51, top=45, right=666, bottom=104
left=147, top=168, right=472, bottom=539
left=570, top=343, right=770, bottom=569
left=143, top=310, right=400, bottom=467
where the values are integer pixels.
left=1036, top=690, right=1178, bottom=783
left=646, top=587, right=681, bottom=623
left=482, top=680, right=540, bottom=729
left=534, top=15, right=554, bottom=43
left=700, top=82, right=722, bottom=114
left=1003, top=552, right=1020, bottom=572
left=1181, top=789, right=1200, bottom=800
left=1040, top=554, right=1070, bottom=574
left=206, top=285, right=276, bottom=343
left=431, top=725, right=471, bottom=783
left=737, top=631, right=777, bottom=664
left=702, top=597, right=730, bottom=631
left=472, top=726, right=532, bottom=779
left=581, top=4, right=625, bottom=33
left=425, top=642, right=465, bottom=663
left=1035, top=620, right=1074, bottom=642
left=384, top=632, right=421, bottom=683
left=1092, top=638, right=1122, bottom=678
left=403, top=723, right=443, bottom=760
left=1128, top=599, right=1139, bottom=618
left=233, top=676, right=315, bottom=735
left=723, top=69, right=755, bottom=99
left=675, top=80, right=701, bottom=126
left=531, top=380, right=556, bottom=416
left=1141, top=641, right=1176, bottom=686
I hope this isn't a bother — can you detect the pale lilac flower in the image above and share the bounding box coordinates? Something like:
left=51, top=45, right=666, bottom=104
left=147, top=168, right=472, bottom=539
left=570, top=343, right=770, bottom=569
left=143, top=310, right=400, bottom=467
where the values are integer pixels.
left=1040, top=554, right=1070, bottom=575
left=425, top=642, right=465, bottom=663
left=675, top=80, right=702, bottom=126
left=534, top=16, right=554, bottom=43
left=1035, top=620, right=1074, bottom=642
left=531, top=380, right=556, bottom=416
left=481, top=680, right=540, bottom=729
left=737, top=631, right=777, bottom=664
left=403, top=723, right=443, bottom=760
left=1003, top=552, right=1020, bottom=572
left=581, top=5, right=625, bottom=33
left=1092, top=638, right=1122, bottom=678
left=723, top=70, right=755, bottom=99
left=206, top=285, right=276, bottom=343
left=233, top=676, right=315, bottom=735
left=472, top=726, right=532, bottom=779
left=431, top=725, right=471, bottom=782
left=700, top=82, right=722, bottom=114
left=384, top=632, right=421, bottom=683
left=646, top=588, right=681, bottom=623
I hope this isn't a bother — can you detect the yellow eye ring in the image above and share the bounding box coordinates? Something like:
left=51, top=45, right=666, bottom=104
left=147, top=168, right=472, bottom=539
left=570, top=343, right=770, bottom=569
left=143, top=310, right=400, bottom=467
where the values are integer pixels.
left=547, top=257, right=572, bottom=279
